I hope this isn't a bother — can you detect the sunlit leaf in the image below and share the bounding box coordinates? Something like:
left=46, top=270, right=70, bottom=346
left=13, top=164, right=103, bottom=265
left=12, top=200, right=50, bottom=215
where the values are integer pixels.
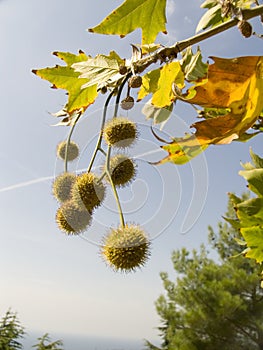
left=53, top=51, right=89, bottom=65
left=228, top=150, right=263, bottom=268
left=142, top=99, right=173, bottom=124
left=196, top=4, right=223, bottom=33
left=138, top=62, right=184, bottom=108
left=88, top=0, right=167, bottom=45
left=156, top=134, right=208, bottom=165
left=239, top=169, right=263, bottom=197
left=242, top=226, right=263, bottom=263
left=187, top=56, right=263, bottom=145
left=250, top=148, right=263, bottom=168
left=137, top=68, right=161, bottom=101
left=72, top=52, right=124, bottom=88
left=152, top=62, right=184, bottom=108
left=33, top=51, right=98, bottom=114
left=180, top=46, right=208, bottom=82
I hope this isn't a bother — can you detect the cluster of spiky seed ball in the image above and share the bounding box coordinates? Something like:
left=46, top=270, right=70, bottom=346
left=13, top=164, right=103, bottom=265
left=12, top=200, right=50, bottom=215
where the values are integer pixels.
left=101, top=224, right=150, bottom=272
left=52, top=116, right=150, bottom=272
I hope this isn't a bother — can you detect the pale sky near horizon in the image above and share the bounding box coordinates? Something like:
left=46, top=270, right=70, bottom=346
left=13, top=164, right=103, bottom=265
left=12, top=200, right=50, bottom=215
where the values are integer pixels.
left=0, top=0, right=263, bottom=347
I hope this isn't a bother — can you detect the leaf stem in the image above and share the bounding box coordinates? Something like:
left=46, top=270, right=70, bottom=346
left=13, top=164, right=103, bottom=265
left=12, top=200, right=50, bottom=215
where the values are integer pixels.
left=105, top=157, right=125, bottom=228
left=113, top=73, right=132, bottom=118
left=87, top=90, right=115, bottom=173
left=64, top=112, right=82, bottom=173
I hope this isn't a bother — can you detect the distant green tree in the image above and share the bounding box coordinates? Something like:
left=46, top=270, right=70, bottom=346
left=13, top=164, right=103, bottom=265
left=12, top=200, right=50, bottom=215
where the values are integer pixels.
left=145, top=197, right=263, bottom=350
left=0, top=310, right=64, bottom=350
left=32, top=333, right=63, bottom=350
left=0, top=309, right=25, bottom=350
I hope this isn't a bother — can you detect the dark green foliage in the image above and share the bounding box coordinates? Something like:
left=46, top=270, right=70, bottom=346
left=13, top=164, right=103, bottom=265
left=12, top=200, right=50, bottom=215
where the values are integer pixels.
left=33, top=333, right=63, bottom=350
left=0, top=309, right=25, bottom=350
left=0, top=310, right=64, bottom=350
left=145, top=197, right=263, bottom=350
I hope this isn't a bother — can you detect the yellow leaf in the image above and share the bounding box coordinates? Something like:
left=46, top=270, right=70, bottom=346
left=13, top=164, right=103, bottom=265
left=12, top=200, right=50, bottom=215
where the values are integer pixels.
left=152, top=62, right=184, bottom=108
left=188, top=56, right=263, bottom=145
left=156, top=134, right=208, bottom=165
left=157, top=56, right=263, bottom=164
left=138, top=62, right=184, bottom=108
left=137, top=68, right=161, bottom=101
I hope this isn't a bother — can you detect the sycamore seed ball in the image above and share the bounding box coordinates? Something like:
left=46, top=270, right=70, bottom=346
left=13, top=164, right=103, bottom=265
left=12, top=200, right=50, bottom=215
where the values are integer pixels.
left=52, top=172, right=76, bottom=203
left=120, top=96, right=134, bottom=110
left=103, top=117, right=138, bottom=148
left=57, top=140, right=79, bottom=161
left=106, top=154, right=136, bottom=187
left=56, top=201, right=92, bottom=235
left=128, top=75, right=142, bottom=89
left=101, top=224, right=151, bottom=272
left=72, top=172, right=106, bottom=211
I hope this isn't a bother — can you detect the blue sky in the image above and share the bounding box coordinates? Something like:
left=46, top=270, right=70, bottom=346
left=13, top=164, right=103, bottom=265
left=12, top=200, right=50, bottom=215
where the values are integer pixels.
left=0, top=0, right=263, bottom=347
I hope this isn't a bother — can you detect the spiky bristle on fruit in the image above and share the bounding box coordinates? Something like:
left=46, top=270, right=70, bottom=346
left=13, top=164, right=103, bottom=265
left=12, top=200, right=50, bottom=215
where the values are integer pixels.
left=106, top=154, right=136, bottom=187
left=56, top=201, right=92, bottom=235
left=72, top=172, right=106, bottom=211
left=57, top=140, right=79, bottom=161
left=52, top=172, right=76, bottom=203
left=103, top=117, right=138, bottom=149
left=101, top=224, right=150, bottom=272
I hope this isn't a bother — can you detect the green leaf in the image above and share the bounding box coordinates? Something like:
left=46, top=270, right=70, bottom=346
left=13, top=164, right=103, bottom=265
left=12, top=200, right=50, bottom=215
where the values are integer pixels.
left=138, top=68, right=161, bottom=101
left=33, top=51, right=98, bottom=114
left=142, top=99, right=173, bottom=125
left=223, top=216, right=242, bottom=229
left=53, top=51, right=89, bottom=65
left=228, top=193, right=242, bottom=206
left=196, top=4, right=222, bottom=33
left=234, top=131, right=261, bottom=142
left=236, top=198, right=263, bottom=226
left=180, top=47, right=208, bottom=82
left=239, top=169, right=263, bottom=197
left=250, top=148, right=263, bottom=168
left=88, top=0, right=167, bottom=45
left=72, top=53, right=123, bottom=89
left=241, top=226, right=263, bottom=263
left=200, top=0, right=218, bottom=9
left=156, top=134, right=208, bottom=165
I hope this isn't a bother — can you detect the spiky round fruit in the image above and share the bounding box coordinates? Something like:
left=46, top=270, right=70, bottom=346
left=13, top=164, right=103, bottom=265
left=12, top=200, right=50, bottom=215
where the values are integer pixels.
left=103, top=117, right=138, bottom=148
left=72, top=172, right=106, bottom=211
left=106, top=154, right=136, bottom=187
left=101, top=224, right=150, bottom=272
left=128, top=75, right=142, bottom=88
left=56, top=201, right=92, bottom=235
left=52, top=172, right=76, bottom=203
left=57, top=141, right=79, bottom=161
left=120, top=96, right=134, bottom=110
left=238, top=20, right=252, bottom=38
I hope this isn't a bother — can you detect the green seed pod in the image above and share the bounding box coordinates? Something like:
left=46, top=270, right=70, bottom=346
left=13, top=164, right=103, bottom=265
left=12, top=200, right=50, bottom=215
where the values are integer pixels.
left=52, top=172, right=76, bottom=203
left=120, top=96, right=134, bottom=110
left=56, top=201, right=92, bottom=235
left=103, top=117, right=138, bottom=148
left=101, top=224, right=150, bottom=272
left=72, top=172, right=106, bottom=211
left=128, top=75, right=142, bottom=88
left=57, top=140, right=79, bottom=161
left=106, top=154, right=136, bottom=187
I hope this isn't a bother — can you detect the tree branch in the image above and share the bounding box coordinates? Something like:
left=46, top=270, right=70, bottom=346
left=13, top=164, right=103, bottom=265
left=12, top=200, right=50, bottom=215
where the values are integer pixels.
left=135, top=5, right=263, bottom=73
